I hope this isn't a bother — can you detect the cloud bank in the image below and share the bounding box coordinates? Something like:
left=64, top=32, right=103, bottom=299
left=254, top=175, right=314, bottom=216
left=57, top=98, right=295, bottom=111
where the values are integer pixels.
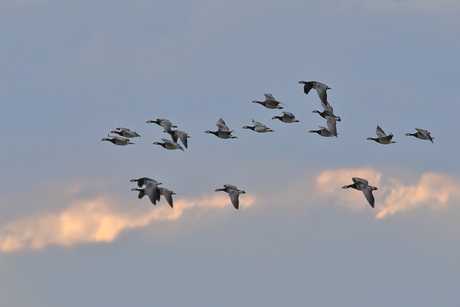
left=316, top=168, right=460, bottom=219
left=0, top=192, right=254, bottom=253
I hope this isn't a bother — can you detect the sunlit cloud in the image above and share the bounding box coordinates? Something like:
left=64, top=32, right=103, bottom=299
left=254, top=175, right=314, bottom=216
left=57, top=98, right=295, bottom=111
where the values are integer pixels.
left=0, top=192, right=255, bottom=253
left=316, top=168, right=460, bottom=219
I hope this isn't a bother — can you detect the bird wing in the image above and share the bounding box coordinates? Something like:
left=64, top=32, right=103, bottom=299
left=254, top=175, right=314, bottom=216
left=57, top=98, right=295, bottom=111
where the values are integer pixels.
left=352, top=177, right=369, bottom=185
left=177, top=130, right=189, bottom=148
left=321, top=101, right=334, bottom=112
left=116, top=127, right=131, bottom=131
left=162, top=138, right=184, bottom=151
left=263, top=93, right=276, bottom=101
left=216, top=118, right=230, bottom=131
left=301, top=81, right=313, bottom=94
left=228, top=188, right=240, bottom=209
left=145, top=181, right=160, bottom=205
left=415, top=128, right=433, bottom=142
left=160, top=188, right=174, bottom=208
left=252, top=119, right=264, bottom=126
left=282, top=111, right=295, bottom=118
left=326, top=116, right=337, bottom=137
left=376, top=125, right=387, bottom=137
left=361, top=185, right=375, bottom=208
left=313, top=82, right=329, bottom=105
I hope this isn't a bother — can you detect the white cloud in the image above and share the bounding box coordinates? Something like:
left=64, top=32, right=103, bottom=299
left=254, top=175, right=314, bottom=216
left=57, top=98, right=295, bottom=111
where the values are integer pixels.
left=316, top=168, right=460, bottom=219
left=0, top=190, right=255, bottom=253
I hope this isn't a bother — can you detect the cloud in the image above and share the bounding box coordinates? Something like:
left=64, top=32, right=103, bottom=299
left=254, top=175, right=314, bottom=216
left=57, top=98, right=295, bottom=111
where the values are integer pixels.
left=0, top=192, right=255, bottom=253
left=316, top=168, right=460, bottom=219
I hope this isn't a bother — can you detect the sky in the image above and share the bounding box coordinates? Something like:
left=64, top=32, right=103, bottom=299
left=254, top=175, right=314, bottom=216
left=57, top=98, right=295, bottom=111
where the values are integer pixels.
left=1, top=0, right=460, bottom=306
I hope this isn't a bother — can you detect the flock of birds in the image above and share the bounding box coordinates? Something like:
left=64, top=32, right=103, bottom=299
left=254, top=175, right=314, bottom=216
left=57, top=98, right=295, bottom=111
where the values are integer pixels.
left=101, top=80, right=434, bottom=209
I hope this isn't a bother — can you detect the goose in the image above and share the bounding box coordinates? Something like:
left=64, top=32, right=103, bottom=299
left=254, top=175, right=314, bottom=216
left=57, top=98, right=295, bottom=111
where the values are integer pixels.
left=298, top=80, right=330, bottom=105
left=242, top=119, right=274, bottom=133
left=252, top=93, right=286, bottom=109
left=167, top=129, right=190, bottom=148
left=215, top=184, right=246, bottom=209
left=130, top=177, right=158, bottom=188
left=342, top=177, right=378, bottom=208
left=146, top=118, right=177, bottom=132
left=205, top=118, right=237, bottom=139
left=312, top=101, right=341, bottom=122
left=101, top=136, right=134, bottom=146
left=405, top=128, right=434, bottom=143
left=309, top=126, right=334, bottom=137
left=131, top=180, right=162, bottom=205
left=153, top=138, right=184, bottom=151
left=271, top=111, right=299, bottom=123
left=367, top=125, right=396, bottom=144
left=159, top=187, right=176, bottom=208
left=110, top=128, right=141, bottom=138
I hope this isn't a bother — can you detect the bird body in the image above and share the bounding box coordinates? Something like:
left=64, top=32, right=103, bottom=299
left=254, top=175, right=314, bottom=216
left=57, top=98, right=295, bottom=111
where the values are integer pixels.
left=406, top=128, right=434, bottom=143
left=252, top=93, right=285, bottom=109
left=205, top=118, right=237, bottom=139
left=272, top=111, right=299, bottom=123
left=342, top=177, right=378, bottom=208
left=131, top=180, right=162, bottom=205
left=215, top=184, right=246, bottom=209
left=101, top=136, right=134, bottom=145
left=243, top=119, right=274, bottom=133
left=153, top=138, right=184, bottom=151
left=367, top=125, right=396, bottom=144
left=309, top=126, right=334, bottom=137
left=146, top=118, right=177, bottom=132
left=110, top=128, right=141, bottom=138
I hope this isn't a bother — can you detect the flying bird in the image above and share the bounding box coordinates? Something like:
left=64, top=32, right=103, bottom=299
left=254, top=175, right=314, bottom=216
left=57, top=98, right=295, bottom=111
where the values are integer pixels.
left=153, top=138, right=184, bottom=151
left=367, top=125, right=396, bottom=144
left=298, top=80, right=330, bottom=105
left=309, top=126, right=334, bottom=137
left=405, top=128, right=434, bottom=143
left=215, top=184, right=246, bottom=209
left=271, top=111, right=299, bottom=123
left=252, top=93, right=286, bottom=109
left=131, top=180, right=162, bottom=205
left=130, top=177, right=158, bottom=188
left=312, top=101, right=341, bottom=122
left=101, top=136, right=134, bottom=146
left=242, top=119, right=274, bottom=133
left=146, top=118, right=177, bottom=132
left=342, top=177, right=378, bottom=208
left=167, top=129, right=190, bottom=148
left=205, top=118, right=237, bottom=139
left=110, top=127, right=141, bottom=138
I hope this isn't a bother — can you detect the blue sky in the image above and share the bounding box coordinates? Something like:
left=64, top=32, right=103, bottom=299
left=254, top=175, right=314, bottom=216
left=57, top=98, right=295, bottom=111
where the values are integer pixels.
left=1, top=0, right=460, bottom=306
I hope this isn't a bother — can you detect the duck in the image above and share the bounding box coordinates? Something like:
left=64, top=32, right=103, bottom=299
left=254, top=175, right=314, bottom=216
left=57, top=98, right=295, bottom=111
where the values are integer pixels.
left=146, top=118, right=177, bottom=132
left=298, top=80, right=330, bottom=105
left=252, top=93, right=286, bottom=109
left=342, top=177, right=378, bottom=208
left=110, top=127, right=141, bottom=138
left=101, top=136, right=134, bottom=146
left=215, top=184, right=246, bottom=209
left=242, top=120, right=274, bottom=133
left=367, top=125, right=396, bottom=144
left=131, top=180, right=162, bottom=205
left=271, top=111, right=299, bottom=123
left=159, top=187, right=176, bottom=208
left=312, top=101, right=341, bottom=122
left=167, top=129, right=190, bottom=148
left=309, top=126, right=334, bottom=137
left=205, top=118, right=237, bottom=139
left=405, top=128, right=434, bottom=143
left=153, top=138, right=184, bottom=151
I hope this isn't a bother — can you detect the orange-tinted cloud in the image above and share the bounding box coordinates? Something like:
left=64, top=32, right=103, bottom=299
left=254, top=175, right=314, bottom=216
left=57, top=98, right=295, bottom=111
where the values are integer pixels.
left=316, top=168, right=460, bottom=218
left=0, top=192, right=255, bottom=253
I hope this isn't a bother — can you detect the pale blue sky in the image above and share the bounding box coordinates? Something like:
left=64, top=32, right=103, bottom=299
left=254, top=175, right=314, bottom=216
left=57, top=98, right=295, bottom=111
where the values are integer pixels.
left=1, top=1, right=460, bottom=306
